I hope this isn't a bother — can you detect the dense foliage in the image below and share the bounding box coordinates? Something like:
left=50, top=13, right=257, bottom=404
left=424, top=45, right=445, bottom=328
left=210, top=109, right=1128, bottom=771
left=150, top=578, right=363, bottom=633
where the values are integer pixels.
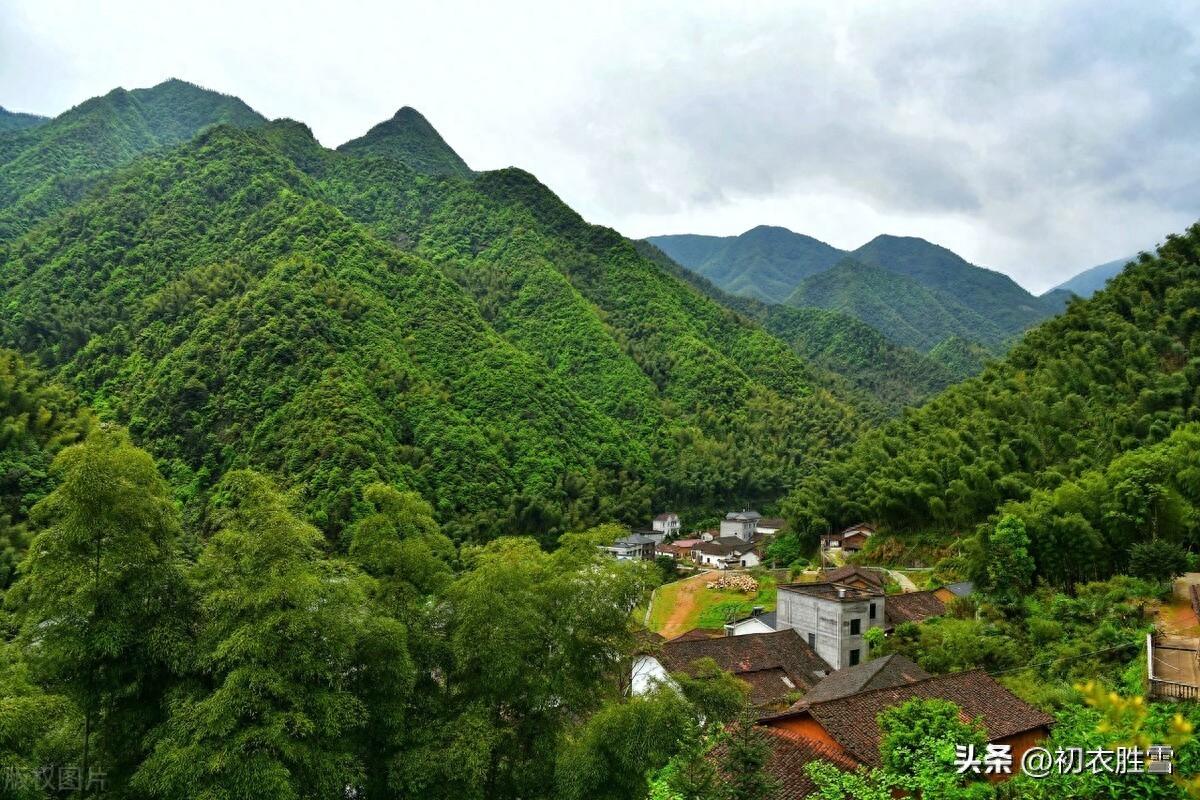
left=0, top=79, right=264, bottom=244
left=335, top=106, right=474, bottom=179
left=0, top=107, right=47, bottom=134
left=785, top=229, right=1200, bottom=589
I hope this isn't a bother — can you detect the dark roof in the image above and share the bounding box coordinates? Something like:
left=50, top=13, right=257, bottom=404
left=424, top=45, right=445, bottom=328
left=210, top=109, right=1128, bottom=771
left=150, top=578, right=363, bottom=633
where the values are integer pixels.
left=884, top=591, right=946, bottom=626
left=732, top=611, right=778, bottom=631
left=726, top=510, right=762, bottom=520
left=617, top=533, right=657, bottom=546
left=840, top=522, right=876, bottom=535
left=757, top=518, right=786, bottom=529
left=840, top=532, right=870, bottom=546
left=756, top=727, right=860, bottom=799
left=779, top=582, right=883, bottom=601
left=763, top=670, right=1056, bottom=768
left=794, top=655, right=930, bottom=706
left=660, top=629, right=833, bottom=705
left=654, top=512, right=679, bottom=522
left=944, top=581, right=975, bottom=598
left=822, top=565, right=885, bottom=589
left=694, top=536, right=758, bottom=556
left=669, top=628, right=722, bottom=642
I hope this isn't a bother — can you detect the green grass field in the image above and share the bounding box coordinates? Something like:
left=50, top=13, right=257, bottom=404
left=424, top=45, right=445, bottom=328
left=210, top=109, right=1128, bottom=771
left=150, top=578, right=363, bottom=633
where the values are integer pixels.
left=648, top=572, right=779, bottom=634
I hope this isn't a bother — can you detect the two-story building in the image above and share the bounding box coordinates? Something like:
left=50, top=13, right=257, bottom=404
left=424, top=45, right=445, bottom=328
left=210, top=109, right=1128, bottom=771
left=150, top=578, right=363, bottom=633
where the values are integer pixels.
left=720, top=510, right=761, bottom=540
left=653, top=512, right=681, bottom=539
left=775, top=582, right=885, bottom=669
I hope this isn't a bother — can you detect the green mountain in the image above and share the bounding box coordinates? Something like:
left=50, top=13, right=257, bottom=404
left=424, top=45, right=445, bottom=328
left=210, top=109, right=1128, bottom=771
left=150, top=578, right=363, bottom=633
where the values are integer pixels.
left=646, top=226, right=844, bottom=303
left=784, top=257, right=1008, bottom=351
left=926, top=335, right=996, bottom=382
left=336, top=106, right=473, bottom=179
left=784, top=241, right=1200, bottom=586
left=848, top=234, right=1064, bottom=333
left=0, top=107, right=47, bottom=133
left=636, top=241, right=958, bottom=416
left=1049, top=256, right=1135, bottom=298
left=0, top=78, right=265, bottom=243
left=0, top=94, right=862, bottom=545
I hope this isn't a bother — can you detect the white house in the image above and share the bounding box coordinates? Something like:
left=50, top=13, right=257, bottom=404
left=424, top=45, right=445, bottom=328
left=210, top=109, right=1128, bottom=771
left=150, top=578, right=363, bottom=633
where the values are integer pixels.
left=720, top=510, right=761, bottom=540
left=652, top=512, right=681, bottom=538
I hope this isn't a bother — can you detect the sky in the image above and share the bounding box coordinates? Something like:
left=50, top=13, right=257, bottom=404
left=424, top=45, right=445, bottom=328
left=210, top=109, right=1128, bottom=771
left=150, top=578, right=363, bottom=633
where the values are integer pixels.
left=2, top=0, right=1198, bottom=293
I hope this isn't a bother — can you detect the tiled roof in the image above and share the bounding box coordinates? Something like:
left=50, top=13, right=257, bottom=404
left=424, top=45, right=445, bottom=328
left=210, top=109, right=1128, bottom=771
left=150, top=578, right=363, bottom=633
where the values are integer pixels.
left=694, top=536, right=756, bottom=556
left=884, top=591, right=946, bottom=626
left=763, top=670, right=1056, bottom=768
left=654, top=512, right=679, bottom=521
left=757, top=518, right=786, bottom=529
left=760, top=727, right=860, bottom=799
left=618, top=533, right=657, bottom=545
left=669, top=628, right=721, bottom=642
left=660, top=630, right=832, bottom=706
left=822, top=565, right=885, bottom=589
left=944, top=581, right=975, bottom=597
left=726, top=510, right=763, bottom=520
left=794, top=655, right=930, bottom=706
left=840, top=522, right=876, bottom=535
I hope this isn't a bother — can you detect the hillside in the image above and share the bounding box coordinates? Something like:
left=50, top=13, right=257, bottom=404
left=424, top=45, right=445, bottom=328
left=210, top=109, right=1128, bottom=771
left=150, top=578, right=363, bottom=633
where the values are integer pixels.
left=0, top=107, right=47, bottom=133
left=647, top=226, right=844, bottom=303
left=636, top=240, right=960, bottom=415
left=336, top=106, right=473, bottom=179
left=0, top=78, right=265, bottom=242
left=1049, top=256, right=1135, bottom=298
left=784, top=236, right=1200, bottom=587
left=0, top=97, right=863, bottom=544
left=784, top=257, right=1008, bottom=351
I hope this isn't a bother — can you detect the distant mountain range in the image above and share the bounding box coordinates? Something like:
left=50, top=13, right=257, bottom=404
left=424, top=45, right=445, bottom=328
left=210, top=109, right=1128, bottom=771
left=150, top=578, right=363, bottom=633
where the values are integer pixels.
left=1047, top=256, right=1136, bottom=299
left=648, top=226, right=1063, bottom=352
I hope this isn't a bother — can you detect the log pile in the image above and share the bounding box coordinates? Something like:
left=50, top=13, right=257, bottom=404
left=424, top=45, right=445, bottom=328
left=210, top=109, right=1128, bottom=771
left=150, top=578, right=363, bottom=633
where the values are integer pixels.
left=706, top=573, right=759, bottom=592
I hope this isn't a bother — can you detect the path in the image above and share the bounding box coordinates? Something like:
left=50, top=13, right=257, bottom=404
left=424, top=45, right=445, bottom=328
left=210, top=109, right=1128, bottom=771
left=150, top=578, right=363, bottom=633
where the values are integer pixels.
left=887, top=569, right=919, bottom=593
left=656, top=572, right=711, bottom=639
left=1156, top=573, right=1200, bottom=635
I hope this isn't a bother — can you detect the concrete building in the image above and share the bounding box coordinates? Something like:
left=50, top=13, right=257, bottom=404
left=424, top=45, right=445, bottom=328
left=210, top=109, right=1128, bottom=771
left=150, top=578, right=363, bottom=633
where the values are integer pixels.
left=775, top=582, right=885, bottom=670
left=720, top=510, right=761, bottom=540
left=653, top=512, right=681, bottom=538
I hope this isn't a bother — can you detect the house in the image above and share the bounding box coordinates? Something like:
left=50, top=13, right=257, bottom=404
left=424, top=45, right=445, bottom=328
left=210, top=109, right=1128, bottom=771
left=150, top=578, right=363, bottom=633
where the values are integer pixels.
left=759, top=670, right=1056, bottom=778
left=725, top=608, right=778, bottom=636
left=602, top=533, right=657, bottom=561
left=792, top=654, right=930, bottom=707
left=693, top=536, right=764, bottom=569
left=633, top=526, right=666, bottom=544
left=822, top=522, right=875, bottom=550
left=883, top=591, right=946, bottom=630
left=821, top=565, right=885, bottom=592
left=775, top=582, right=885, bottom=669
left=933, top=581, right=975, bottom=604
left=711, top=726, right=859, bottom=800
left=634, top=629, right=833, bottom=708
left=720, top=510, right=761, bottom=540
left=839, top=531, right=870, bottom=554
left=756, top=517, right=786, bottom=536
left=653, top=512, right=681, bottom=538
left=659, top=537, right=701, bottom=560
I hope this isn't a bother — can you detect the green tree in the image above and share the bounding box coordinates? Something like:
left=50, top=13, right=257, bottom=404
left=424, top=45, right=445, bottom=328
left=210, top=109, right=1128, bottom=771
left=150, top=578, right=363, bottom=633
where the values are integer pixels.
left=719, top=715, right=782, bottom=800
left=4, top=427, right=189, bottom=792
left=1129, top=538, right=1190, bottom=588
left=133, top=470, right=385, bottom=799
left=985, top=514, right=1035, bottom=606
left=877, top=697, right=985, bottom=776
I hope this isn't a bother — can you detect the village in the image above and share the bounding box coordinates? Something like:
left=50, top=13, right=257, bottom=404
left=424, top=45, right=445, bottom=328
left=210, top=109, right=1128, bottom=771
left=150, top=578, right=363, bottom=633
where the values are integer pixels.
left=603, top=511, right=1070, bottom=795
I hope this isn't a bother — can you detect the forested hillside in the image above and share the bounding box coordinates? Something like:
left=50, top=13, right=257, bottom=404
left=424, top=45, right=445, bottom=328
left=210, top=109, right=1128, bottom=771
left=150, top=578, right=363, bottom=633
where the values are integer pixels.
left=784, top=231, right=1200, bottom=586
left=0, top=94, right=863, bottom=544
left=0, top=79, right=264, bottom=242
left=335, top=106, right=473, bottom=179
left=0, top=107, right=47, bottom=134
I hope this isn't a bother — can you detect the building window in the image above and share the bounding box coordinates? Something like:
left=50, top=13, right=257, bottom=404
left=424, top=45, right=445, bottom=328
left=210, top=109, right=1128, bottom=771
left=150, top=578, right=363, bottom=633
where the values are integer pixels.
left=808, top=632, right=816, bottom=648
left=869, top=603, right=876, bottom=620
left=849, top=649, right=861, bottom=666
left=850, top=618, right=861, bottom=635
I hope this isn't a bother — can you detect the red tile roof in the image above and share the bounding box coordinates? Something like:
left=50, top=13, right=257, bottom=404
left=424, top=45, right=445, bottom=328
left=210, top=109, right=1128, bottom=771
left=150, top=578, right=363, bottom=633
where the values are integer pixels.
left=795, top=654, right=930, bottom=706
left=762, top=670, right=1055, bottom=768
left=822, top=565, right=886, bottom=589
left=711, top=726, right=859, bottom=800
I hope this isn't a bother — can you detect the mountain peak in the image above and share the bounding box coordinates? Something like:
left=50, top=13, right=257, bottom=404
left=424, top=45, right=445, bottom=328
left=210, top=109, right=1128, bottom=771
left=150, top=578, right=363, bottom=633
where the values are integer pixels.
left=337, top=106, right=473, bottom=180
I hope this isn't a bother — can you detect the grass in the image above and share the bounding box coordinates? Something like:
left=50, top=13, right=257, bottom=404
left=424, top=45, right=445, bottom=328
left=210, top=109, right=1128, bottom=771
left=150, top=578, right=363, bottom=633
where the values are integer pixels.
left=648, top=572, right=779, bottom=634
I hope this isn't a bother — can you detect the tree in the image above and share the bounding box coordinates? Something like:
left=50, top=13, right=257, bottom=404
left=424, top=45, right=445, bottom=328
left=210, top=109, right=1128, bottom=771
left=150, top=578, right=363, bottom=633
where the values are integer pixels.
left=133, top=470, right=386, bottom=799
left=985, top=514, right=1035, bottom=606
left=718, top=716, right=782, bottom=800
left=5, top=427, right=189, bottom=793
left=1129, top=538, right=1190, bottom=588
left=877, top=698, right=985, bottom=777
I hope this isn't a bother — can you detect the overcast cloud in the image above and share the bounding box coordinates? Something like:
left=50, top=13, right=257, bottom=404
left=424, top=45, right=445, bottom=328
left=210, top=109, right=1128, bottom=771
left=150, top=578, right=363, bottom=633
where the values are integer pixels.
left=2, top=0, right=1198, bottom=292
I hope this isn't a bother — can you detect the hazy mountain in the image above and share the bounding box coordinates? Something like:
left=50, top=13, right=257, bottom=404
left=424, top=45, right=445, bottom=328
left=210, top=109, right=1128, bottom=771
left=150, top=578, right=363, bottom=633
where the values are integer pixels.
left=336, top=106, right=473, bottom=179
left=646, top=226, right=844, bottom=303
left=1048, top=256, right=1136, bottom=299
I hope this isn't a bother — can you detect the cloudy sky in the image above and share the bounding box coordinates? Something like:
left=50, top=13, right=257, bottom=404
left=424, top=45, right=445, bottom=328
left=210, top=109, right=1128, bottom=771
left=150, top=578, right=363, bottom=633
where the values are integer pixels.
left=2, top=0, right=1198, bottom=292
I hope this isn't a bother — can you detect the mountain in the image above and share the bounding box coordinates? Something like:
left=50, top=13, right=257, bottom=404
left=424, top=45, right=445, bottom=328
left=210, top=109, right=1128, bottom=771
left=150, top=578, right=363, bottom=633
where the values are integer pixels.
left=848, top=234, right=1064, bottom=333
left=0, top=107, right=47, bottom=133
left=785, top=227, right=1200, bottom=587
left=926, top=335, right=996, bottom=382
left=336, top=106, right=473, bottom=179
left=0, top=78, right=266, bottom=242
left=784, top=257, right=1007, bottom=351
left=0, top=91, right=863, bottom=545
left=647, top=226, right=844, bottom=303
left=1048, top=256, right=1135, bottom=298
left=635, top=241, right=959, bottom=416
